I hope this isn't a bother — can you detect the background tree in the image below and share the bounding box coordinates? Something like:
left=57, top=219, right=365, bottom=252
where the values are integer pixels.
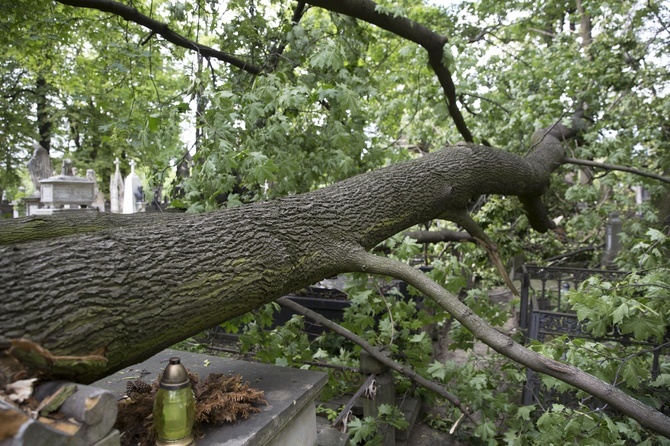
left=0, top=0, right=187, bottom=198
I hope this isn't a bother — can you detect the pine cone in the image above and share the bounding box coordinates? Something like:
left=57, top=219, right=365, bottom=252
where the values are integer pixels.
left=126, top=380, right=152, bottom=395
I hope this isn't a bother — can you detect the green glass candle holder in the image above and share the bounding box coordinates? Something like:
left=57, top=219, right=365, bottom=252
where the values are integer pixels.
left=153, top=357, right=196, bottom=446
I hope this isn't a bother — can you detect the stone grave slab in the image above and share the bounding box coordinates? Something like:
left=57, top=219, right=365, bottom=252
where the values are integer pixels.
left=95, top=349, right=328, bottom=446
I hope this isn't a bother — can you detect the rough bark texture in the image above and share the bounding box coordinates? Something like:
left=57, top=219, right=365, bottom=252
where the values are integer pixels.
left=3, top=139, right=670, bottom=437
left=1, top=143, right=554, bottom=383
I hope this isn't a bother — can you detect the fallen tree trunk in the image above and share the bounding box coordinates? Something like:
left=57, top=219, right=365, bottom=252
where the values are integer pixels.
left=1, top=141, right=557, bottom=383
left=3, top=136, right=670, bottom=437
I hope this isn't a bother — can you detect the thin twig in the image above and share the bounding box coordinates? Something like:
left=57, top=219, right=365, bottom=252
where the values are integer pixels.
left=564, top=158, right=670, bottom=185
left=459, top=92, right=511, bottom=114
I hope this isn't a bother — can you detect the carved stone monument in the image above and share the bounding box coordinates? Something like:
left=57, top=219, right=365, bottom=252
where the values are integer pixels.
left=26, top=143, right=52, bottom=192
left=32, top=160, right=96, bottom=215
left=24, top=142, right=53, bottom=216
left=122, top=159, right=144, bottom=214
left=110, top=157, right=124, bottom=213
left=88, top=169, right=106, bottom=212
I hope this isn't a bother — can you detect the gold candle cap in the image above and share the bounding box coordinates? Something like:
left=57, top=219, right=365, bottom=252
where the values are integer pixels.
left=160, top=357, right=190, bottom=390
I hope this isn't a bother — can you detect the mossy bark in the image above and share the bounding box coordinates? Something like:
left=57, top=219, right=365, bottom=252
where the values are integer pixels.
left=0, top=142, right=560, bottom=383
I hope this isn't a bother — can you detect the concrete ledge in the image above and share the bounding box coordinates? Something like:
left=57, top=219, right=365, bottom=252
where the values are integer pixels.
left=95, top=349, right=328, bottom=446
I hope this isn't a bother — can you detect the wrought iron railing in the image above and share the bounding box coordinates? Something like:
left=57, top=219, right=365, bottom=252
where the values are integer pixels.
left=519, top=265, right=628, bottom=338
left=519, top=265, right=667, bottom=406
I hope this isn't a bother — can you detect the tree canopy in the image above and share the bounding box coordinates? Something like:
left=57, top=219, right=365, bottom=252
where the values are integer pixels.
left=1, top=0, right=670, bottom=443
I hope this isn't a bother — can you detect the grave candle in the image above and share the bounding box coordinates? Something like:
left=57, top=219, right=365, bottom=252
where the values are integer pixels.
left=153, top=357, right=196, bottom=446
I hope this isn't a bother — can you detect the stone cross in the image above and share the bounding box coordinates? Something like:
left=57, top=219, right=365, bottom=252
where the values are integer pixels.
left=110, top=158, right=125, bottom=213
left=123, top=160, right=142, bottom=214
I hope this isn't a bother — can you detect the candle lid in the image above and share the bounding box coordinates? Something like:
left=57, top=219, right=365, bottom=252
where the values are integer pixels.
left=160, top=357, right=191, bottom=390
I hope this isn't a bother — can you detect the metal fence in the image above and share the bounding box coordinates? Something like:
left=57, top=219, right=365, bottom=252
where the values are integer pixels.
left=519, top=265, right=666, bottom=406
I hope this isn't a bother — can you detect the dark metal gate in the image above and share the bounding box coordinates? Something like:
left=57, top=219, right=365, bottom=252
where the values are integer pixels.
left=519, top=265, right=666, bottom=406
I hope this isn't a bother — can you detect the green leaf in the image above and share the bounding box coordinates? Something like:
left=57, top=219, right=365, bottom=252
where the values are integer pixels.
left=620, top=312, right=665, bottom=341
left=474, top=420, right=496, bottom=441
left=612, top=302, right=629, bottom=324
left=650, top=373, right=670, bottom=388
left=225, top=193, right=243, bottom=208
left=536, top=411, right=552, bottom=431
left=620, top=361, right=643, bottom=387
left=148, top=115, right=160, bottom=131
left=647, top=228, right=666, bottom=242
left=516, top=405, right=535, bottom=421
left=379, top=317, right=393, bottom=337
left=427, top=361, right=446, bottom=380
left=348, top=416, right=377, bottom=444
left=469, top=374, right=487, bottom=390
left=309, top=41, right=344, bottom=70
left=409, top=332, right=427, bottom=343
left=550, top=404, right=565, bottom=413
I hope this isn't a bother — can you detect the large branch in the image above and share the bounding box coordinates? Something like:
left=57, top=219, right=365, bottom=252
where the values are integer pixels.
left=55, top=0, right=262, bottom=75
left=347, top=250, right=670, bottom=438
left=306, top=0, right=474, bottom=142
left=518, top=113, right=587, bottom=232
left=403, top=229, right=473, bottom=244
left=0, top=142, right=563, bottom=383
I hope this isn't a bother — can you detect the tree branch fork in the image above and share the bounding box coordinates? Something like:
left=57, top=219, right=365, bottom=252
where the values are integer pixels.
left=3, top=134, right=670, bottom=437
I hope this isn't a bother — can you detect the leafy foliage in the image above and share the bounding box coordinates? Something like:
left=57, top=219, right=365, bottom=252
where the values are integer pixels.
left=348, top=403, right=409, bottom=445
left=4, top=0, right=670, bottom=442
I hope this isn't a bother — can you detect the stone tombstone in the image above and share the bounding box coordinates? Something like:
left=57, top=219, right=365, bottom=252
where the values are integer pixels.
left=602, top=212, right=623, bottom=267
left=633, top=185, right=650, bottom=204
left=61, top=158, right=74, bottom=176
left=35, top=159, right=96, bottom=214
left=0, top=190, right=13, bottom=219
left=26, top=142, right=52, bottom=192
left=123, top=159, right=144, bottom=214
left=110, top=157, right=125, bottom=213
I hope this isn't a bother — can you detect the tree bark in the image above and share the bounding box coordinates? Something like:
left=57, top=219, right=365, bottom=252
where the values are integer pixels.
left=3, top=137, right=670, bottom=437
left=35, top=76, right=51, bottom=153
left=1, top=142, right=557, bottom=383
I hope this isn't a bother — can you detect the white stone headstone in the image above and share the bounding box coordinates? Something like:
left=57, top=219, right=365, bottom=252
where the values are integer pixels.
left=123, top=160, right=143, bottom=214
left=110, top=158, right=124, bottom=213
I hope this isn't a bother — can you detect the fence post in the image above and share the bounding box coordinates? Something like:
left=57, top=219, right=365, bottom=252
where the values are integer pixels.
left=360, top=351, right=395, bottom=446
left=602, top=212, right=622, bottom=267
left=520, top=267, right=530, bottom=332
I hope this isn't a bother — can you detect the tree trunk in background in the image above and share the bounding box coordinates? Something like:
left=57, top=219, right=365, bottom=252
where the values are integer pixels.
left=35, top=76, right=52, bottom=153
